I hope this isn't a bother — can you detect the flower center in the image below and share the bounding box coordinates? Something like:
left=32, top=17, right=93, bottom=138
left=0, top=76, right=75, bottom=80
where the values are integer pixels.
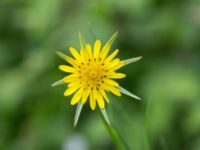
left=89, top=70, right=97, bottom=79
left=79, top=60, right=106, bottom=87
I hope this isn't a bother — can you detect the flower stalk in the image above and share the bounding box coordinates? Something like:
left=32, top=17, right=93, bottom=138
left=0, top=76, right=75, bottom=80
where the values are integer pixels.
left=52, top=30, right=142, bottom=149
left=97, top=109, right=127, bottom=150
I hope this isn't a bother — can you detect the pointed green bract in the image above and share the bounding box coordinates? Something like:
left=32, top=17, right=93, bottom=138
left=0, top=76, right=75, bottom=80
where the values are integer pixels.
left=122, top=56, right=143, bottom=65
left=51, top=78, right=65, bottom=87
left=106, top=31, right=118, bottom=46
left=56, top=51, right=67, bottom=61
left=100, top=31, right=119, bottom=60
left=74, top=101, right=83, bottom=127
left=100, top=108, right=111, bottom=125
left=118, top=86, right=141, bottom=100
left=79, top=32, right=86, bottom=48
left=53, top=31, right=142, bottom=130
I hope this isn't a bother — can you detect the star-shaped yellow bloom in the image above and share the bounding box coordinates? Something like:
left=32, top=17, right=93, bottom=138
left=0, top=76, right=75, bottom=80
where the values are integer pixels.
left=52, top=32, right=142, bottom=126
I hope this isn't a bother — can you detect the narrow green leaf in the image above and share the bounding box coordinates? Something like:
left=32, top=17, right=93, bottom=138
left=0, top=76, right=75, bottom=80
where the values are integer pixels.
left=100, top=108, right=111, bottom=125
left=74, top=101, right=83, bottom=127
left=122, top=56, right=143, bottom=65
left=118, top=86, right=141, bottom=100
left=51, top=78, right=65, bottom=87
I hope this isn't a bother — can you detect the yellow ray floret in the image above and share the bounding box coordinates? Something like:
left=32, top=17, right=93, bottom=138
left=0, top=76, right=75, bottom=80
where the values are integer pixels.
left=57, top=32, right=126, bottom=110
left=52, top=32, right=143, bottom=127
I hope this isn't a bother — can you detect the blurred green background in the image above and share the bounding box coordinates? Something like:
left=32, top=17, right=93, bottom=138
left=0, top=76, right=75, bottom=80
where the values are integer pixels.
left=0, top=0, right=200, bottom=150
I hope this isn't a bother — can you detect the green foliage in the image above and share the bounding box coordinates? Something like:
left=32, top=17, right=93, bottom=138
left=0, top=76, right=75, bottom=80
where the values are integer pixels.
left=0, top=0, right=200, bottom=150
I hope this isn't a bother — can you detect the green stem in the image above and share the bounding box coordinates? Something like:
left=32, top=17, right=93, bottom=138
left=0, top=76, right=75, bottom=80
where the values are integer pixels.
left=97, top=109, right=127, bottom=150
left=88, top=26, right=127, bottom=150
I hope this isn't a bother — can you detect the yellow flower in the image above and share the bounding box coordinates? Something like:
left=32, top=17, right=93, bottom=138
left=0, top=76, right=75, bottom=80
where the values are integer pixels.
left=52, top=32, right=142, bottom=126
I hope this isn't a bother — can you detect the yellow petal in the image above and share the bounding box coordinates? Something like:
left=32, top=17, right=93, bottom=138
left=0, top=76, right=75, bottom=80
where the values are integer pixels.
left=59, top=65, right=76, bottom=73
left=105, top=49, right=119, bottom=63
left=80, top=48, right=90, bottom=63
left=108, top=72, right=126, bottom=79
left=104, top=84, right=121, bottom=96
left=69, top=47, right=81, bottom=60
left=86, top=44, right=93, bottom=60
left=105, top=59, right=120, bottom=69
left=111, top=62, right=124, bottom=71
left=64, top=86, right=80, bottom=96
left=80, top=48, right=86, bottom=60
left=100, top=31, right=118, bottom=60
left=65, top=56, right=77, bottom=66
left=96, top=92, right=105, bottom=109
left=104, top=78, right=119, bottom=87
left=94, top=39, right=101, bottom=59
left=63, top=74, right=77, bottom=83
left=70, top=88, right=83, bottom=105
left=100, top=44, right=110, bottom=60
left=81, top=88, right=90, bottom=104
left=99, top=89, right=109, bottom=103
left=93, top=88, right=98, bottom=100
left=68, top=80, right=80, bottom=87
left=90, top=93, right=96, bottom=110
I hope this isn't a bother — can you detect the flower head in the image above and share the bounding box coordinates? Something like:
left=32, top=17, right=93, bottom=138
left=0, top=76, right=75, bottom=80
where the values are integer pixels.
left=52, top=32, right=142, bottom=126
